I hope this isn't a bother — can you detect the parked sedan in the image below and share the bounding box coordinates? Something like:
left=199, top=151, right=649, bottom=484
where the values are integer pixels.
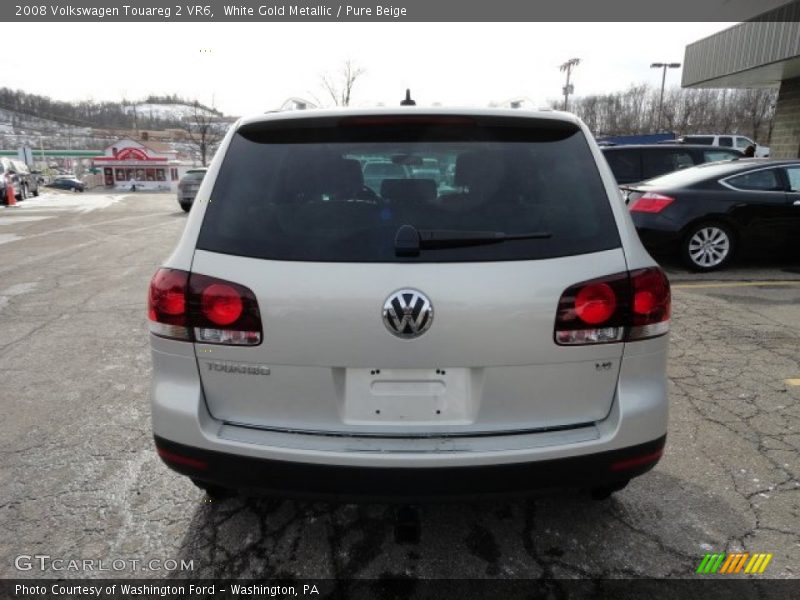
left=46, top=176, right=85, bottom=192
left=627, top=159, right=800, bottom=271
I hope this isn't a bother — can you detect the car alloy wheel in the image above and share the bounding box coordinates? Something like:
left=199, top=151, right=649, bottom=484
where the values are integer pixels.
left=686, top=225, right=731, bottom=270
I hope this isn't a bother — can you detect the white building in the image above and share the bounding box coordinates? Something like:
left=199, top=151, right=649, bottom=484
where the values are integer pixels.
left=92, top=139, right=191, bottom=192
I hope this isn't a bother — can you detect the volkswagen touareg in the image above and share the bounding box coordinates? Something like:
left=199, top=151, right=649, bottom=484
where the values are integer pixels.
left=148, top=108, right=670, bottom=500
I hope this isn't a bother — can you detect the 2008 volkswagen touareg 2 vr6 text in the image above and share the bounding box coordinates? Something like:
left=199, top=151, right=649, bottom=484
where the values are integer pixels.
left=148, top=108, right=670, bottom=500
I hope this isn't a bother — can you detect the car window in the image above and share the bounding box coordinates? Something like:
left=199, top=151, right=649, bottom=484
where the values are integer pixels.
left=197, top=116, right=621, bottom=263
left=785, top=167, right=800, bottom=192
left=703, top=150, right=739, bottom=162
left=735, top=137, right=752, bottom=149
left=683, top=136, right=714, bottom=145
left=183, top=171, right=206, bottom=181
left=726, top=169, right=783, bottom=191
left=641, top=150, right=694, bottom=179
left=603, top=150, right=640, bottom=182
left=718, top=137, right=733, bottom=147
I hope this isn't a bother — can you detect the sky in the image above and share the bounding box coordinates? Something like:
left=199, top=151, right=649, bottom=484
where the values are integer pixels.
left=5, top=22, right=733, bottom=117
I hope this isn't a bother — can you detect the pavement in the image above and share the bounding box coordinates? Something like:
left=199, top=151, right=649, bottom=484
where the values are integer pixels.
left=0, top=192, right=798, bottom=580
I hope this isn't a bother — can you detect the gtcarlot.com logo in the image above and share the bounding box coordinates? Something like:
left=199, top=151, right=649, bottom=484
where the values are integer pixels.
left=696, top=552, right=773, bottom=575
left=14, top=555, right=195, bottom=572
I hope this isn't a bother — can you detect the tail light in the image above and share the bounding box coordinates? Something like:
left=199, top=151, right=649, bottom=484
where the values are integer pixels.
left=148, top=268, right=261, bottom=345
left=629, top=192, right=674, bottom=213
left=555, top=268, right=670, bottom=345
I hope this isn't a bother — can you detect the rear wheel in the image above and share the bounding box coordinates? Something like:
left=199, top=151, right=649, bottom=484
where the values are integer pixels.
left=682, top=222, right=735, bottom=272
left=18, top=184, right=27, bottom=201
left=180, top=202, right=191, bottom=213
left=191, top=478, right=236, bottom=501
left=590, top=479, right=629, bottom=500
left=32, top=186, right=39, bottom=197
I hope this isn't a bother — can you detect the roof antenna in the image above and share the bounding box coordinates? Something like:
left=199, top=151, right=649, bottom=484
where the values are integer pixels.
left=400, top=89, right=416, bottom=106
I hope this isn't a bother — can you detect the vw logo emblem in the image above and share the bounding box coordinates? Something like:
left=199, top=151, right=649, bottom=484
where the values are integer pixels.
left=382, top=289, right=433, bottom=339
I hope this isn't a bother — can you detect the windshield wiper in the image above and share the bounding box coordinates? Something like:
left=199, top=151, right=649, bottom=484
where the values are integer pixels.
left=394, top=224, right=551, bottom=256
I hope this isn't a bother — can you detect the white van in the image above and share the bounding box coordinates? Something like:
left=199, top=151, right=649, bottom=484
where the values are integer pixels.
left=681, top=134, right=770, bottom=157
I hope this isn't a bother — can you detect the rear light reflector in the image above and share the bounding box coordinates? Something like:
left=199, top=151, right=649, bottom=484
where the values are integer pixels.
left=629, top=192, right=674, bottom=213
left=148, top=269, right=262, bottom=346
left=610, top=448, right=664, bottom=472
left=156, top=447, right=207, bottom=470
left=555, top=268, right=670, bottom=345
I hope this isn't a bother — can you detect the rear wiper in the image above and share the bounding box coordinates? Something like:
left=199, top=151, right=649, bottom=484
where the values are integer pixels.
left=394, top=224, right=551, bottom=256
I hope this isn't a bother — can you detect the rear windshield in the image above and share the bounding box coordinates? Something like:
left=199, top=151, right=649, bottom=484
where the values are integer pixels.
left=183, top=171, right=206, bottom=181
left=640, top=160, right=755, bottom=188
left=197, top=116, right=621, bottom=262
left=683, top=136, right=714, bottom=145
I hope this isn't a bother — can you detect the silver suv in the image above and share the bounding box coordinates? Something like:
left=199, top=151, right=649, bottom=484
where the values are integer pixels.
left=148, top=108, right=670, bottom=500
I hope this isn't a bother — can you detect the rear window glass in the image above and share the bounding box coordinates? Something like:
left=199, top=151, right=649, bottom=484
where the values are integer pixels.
left=641, top=160, right=756, bottom=187
left=183, top=171, right=206, bottom=181
left=642, top=150, right=693, bottom=179
left=683, top=136, right=714, bottom=145
left=603, top=150, right=640, bottom=183
left=197, top=116, right=621, bottom=263
left=703, top=150, right=739, bottom=162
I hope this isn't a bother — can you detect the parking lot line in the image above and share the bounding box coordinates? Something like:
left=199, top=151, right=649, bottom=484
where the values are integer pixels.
left=672, top=281, right=800, bottom=289
left=785, top=379, right=800, bottom=386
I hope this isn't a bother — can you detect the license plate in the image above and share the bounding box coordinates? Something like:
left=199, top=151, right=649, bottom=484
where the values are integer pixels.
left=342, top=368, right=474, bottom=425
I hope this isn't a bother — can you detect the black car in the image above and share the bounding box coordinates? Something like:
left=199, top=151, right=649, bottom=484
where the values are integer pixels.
left=627, top=159, right=800, bottom=271
left=46, top=176, right=85, bottom=192
left=601, top=144, right=744, bottom=185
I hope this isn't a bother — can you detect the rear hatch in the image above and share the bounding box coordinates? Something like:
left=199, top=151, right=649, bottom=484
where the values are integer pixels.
left=191, top=114, right=627, bottom=435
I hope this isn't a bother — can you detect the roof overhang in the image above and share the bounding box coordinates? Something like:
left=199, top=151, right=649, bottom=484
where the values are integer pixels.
left=682, top=1, right=800, bottom=88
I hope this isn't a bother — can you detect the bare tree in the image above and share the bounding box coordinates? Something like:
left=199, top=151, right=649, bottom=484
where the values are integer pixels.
left=183, top=101, right=225, bottom=166
left=320, top=60, right=366, bottom=107
left=553, top=83, right=777, bottom=143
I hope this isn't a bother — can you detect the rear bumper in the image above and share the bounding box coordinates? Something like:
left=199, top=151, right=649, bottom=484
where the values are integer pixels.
left=150, top=332, right=669, bottom=499
left=631, top=214, right=682, bottom=250
left=155, top=434, right=666, bottom=500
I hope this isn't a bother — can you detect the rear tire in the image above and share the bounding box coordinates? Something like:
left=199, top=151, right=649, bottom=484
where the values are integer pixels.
left=191, top=478, right=235, bottom=501
left=32, top=186, right=39, bottom=197
left=180, top=202, right=191, bottom=213
left=681, top=221, right=735, bottom=272
left=18, top=184, right=27, bottom=201
left=590, top=480, right=629, bottom=500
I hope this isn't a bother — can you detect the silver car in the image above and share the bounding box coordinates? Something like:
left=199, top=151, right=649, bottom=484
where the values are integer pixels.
left=177, top=168, right=207, bottom=212
left=148, top=108, right=670, bottom=500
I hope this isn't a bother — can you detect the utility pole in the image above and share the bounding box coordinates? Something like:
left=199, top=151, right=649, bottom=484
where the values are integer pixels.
left=650, top=62, right=681, bottom=131
left=559, top=58, right=580, bottom=111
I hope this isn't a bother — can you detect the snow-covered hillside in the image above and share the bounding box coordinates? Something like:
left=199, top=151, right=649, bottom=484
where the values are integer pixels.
left=122, top=103, right=218, bottom=121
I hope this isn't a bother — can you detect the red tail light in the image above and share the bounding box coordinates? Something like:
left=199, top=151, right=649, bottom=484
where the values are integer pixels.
left=629, top=192, right=674, bottom=213
left=555, top=268, right=670, bottom=345
left=575, top=283, right=617, bottom=325
left=148, top=269, right=190, bottom=340
left=148, top=269, right=261, bottom=346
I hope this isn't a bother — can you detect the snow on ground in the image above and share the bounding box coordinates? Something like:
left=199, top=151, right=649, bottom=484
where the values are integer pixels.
left=6, top=192, right=124, bottom=214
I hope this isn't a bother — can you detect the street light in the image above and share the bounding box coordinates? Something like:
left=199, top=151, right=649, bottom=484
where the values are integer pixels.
left=559, top=58, right=580, bottom=111
left=651, top=62, right=681, bottom=131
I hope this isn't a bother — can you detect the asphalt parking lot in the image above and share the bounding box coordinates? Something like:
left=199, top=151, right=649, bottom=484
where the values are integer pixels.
left=0, top=192, right=798, bottom=580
